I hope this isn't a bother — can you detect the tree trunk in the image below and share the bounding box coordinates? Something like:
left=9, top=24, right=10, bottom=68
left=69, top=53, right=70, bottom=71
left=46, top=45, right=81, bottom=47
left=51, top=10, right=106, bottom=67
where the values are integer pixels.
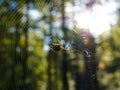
left=81, top=30, right=99, bottom=90
left=61, top=0, right=69, bottom=90
left=22, top=1, right=29, bottom=89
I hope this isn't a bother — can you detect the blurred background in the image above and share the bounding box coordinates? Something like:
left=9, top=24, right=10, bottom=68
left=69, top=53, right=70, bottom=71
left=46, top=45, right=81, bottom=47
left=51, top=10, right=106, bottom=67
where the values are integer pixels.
left=0, top=0, right=120, bottom=90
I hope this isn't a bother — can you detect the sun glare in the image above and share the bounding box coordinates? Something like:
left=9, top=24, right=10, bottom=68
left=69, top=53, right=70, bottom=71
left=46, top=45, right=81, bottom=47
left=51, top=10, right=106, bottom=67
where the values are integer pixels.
left=74, top=0, right=119, bottom=37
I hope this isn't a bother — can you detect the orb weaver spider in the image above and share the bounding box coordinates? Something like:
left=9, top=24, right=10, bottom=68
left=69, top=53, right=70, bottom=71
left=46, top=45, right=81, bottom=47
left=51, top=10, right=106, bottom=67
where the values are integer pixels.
left=49, top=39, right=67, bottom=54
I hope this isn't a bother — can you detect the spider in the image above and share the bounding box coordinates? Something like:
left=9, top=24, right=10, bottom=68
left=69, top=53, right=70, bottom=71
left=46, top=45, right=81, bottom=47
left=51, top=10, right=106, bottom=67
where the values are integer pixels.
left=49, top=42, right=67, bottom=54
left=49, top=38, right=69, bottom=54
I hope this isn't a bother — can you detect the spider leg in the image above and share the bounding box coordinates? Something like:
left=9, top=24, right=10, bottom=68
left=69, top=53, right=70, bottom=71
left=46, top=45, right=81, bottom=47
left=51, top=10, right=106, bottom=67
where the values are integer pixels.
left=61, top=46, right=67, bottom=51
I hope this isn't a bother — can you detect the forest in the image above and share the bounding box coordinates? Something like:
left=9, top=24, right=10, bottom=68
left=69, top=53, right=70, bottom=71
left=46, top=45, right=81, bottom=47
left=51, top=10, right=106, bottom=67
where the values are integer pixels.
left=0, top=0, right=120, bottom=90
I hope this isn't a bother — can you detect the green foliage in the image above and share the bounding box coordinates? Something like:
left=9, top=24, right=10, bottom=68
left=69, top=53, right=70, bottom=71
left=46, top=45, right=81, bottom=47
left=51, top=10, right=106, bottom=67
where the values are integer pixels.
left=97, top=19, right=120, bottom=90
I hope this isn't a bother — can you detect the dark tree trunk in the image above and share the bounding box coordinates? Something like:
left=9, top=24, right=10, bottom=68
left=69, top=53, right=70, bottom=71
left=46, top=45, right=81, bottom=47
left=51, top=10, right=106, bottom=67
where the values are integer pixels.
left=10, top=17, right=21, bottom=90
left=81, top=30, right=99, bottom=90
left=83, top=53, right=99, bottom=90
left=61, top=0, right=69, bottom=90
left=47, top=1, right=55, bottom=90
left=62, top=52, right=69, bottom=90
left=22, top=1, right=29, bottom=89
left=74, top=58, right=81, bottom=90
